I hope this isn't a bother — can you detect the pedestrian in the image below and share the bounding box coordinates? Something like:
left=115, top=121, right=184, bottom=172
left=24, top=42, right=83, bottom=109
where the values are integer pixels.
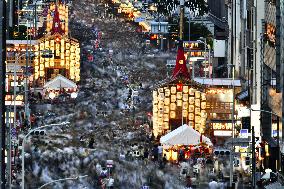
left=143, top=149, right=149, bottom=165
left=158, top=144, right=163, bottom=160
left=208, top=178, right=219, bottom=189
left=88, top=137, right=94, bottom=149
left=162, top=154, right=167, bottom=167
left=185, top=175, right=192, bottom=189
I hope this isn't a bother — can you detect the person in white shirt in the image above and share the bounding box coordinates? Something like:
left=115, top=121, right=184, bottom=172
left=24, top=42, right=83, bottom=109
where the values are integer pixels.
left=208, top=179, right=219, bottom=189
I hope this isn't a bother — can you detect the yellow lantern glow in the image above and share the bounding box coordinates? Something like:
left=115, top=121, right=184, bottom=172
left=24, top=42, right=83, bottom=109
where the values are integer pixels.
left=195, top=116, right=201, bottom=123
left=164, top=98, right=170, bottom=105
left=170, top=111, right=176, bottom=118
left=164, top=106, right=169, bottom=113
left=171, top=95, right=176, bottom=102
left=195, top=108, right=201, bottom=114
left=182, top=110, right=188, bottom=117
left=164, top=122, right=169, bottom=129
left=170, top=103, right=176, bottom=110
left=171, top=86, right=176, bottom=94
left=195, top=99, right=200, bottom=107
left=158, top=88, right=163, bottom=93
left=189, top=97, right=194, bottom=104
left=164, top=114, right=169, bottom=122
left=188, top=113, right=194, bottom=120
left=183, top=94, right=188, bottom=101
left=195, top=91, right=201, bottom=98
left=201, top=102, right=206, bottom=109
left=189, top=88, right=195, bottom=95
left=183, top=102, right=188, bottom=109
left=188, top=105, right=194, bottom=112
left=165, top=89, right=170, bottom=97
left=177, top=100, right=182, bottom=106
left=177, top=92, right=182, bottom=99
left=159, top=93, right=165, bottom=100
left=183, top=85, right=188, bottom=93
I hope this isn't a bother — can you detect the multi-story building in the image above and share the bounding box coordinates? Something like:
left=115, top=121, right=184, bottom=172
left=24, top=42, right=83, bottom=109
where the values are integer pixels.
left=228, top=0, right=281, bottom=172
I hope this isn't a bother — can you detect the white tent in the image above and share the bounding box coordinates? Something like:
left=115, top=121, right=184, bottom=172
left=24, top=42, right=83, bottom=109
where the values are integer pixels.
left=160, top=124, right=213, bottom=146
left=44, top=75, right=77, bottom=89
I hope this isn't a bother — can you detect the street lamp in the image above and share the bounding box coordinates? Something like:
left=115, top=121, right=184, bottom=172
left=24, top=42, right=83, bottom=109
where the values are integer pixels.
left=197, top=38, right=211, bottom=78
left=38, top=175, right=88, bottom=189
left=21, top=122, right=70, bottom=189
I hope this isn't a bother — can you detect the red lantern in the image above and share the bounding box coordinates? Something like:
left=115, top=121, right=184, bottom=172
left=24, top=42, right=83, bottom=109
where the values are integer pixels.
left=177, top=83, right=183, bottom=91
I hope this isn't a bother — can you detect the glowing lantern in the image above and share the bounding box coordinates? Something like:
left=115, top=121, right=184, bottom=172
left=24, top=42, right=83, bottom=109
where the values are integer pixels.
left=170, top=111, right=176, bottom=119
left=177, top=83, right=183, bottom=91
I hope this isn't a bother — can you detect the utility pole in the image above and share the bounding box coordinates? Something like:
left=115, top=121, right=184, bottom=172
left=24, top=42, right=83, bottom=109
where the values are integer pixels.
left=252, top=126, right=256, bottom=189
left=179, top=0, right=184, bottom=41
left=0, top=1, right=7, bottom=188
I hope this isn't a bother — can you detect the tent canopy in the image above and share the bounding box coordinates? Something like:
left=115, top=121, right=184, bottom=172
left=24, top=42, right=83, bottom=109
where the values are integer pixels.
left=44, top=75, right=77, bottom=90
left=160, top=124, right=213, bottom=146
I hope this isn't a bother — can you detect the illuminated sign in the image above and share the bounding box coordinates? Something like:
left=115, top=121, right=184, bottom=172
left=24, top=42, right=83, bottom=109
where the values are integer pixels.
left=5, top=95, right=24, bottom=106
left=214, top=130, right=232, bottom=136
left=183, top=41, right=201, bottom=50
left=212, top=122, right=232, bottom=130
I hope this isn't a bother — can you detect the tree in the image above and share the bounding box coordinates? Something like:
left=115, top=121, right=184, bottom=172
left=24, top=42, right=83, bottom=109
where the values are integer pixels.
left=153, top=0, right=208, bottom=17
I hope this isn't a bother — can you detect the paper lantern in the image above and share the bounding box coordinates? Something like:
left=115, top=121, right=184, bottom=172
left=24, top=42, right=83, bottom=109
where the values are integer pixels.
left=164, top=114, right=169, bottom=122
left=159, top=93, right=165, bottom=100
left=165, top=89, right=170, bottom=97
left=189, top=97, right=195, bottom=104
left=164, top=98, right=170, bottom=105
left=183, top=102, right=188, bottom=109
left=158, top=88, right=163, bottom=93
left=171, top=95, right=176, bottom=102
left=183, top=85, right=188, bottom=93
left=164, top=106, right=169, bottom=113
left=182, top=111, right=188, bottom=117
left=188, top=105, right=194, bottom=112
left=164, top=122, right=169, bottom=129
left=170, top=103, right=176, bottom=110
left=201, top=102, right=206, bottom=110
left=195, top=116, right=201, bottom=123
left=177, top=83, right=183, bottom=91
left=153, top=91, right=158, bottom=97
left=177, top=92, right=182, bottom=99
left=177, top=100, right=182, bottom=106
left=158, top=117, right=163, bottom=124
left=158, top=102, right=164, bottom=108
left=201, top=110, right=207, bottom=118
left=153, top=105, right=158, bottom=112
left=201, top=93, right=206, bottom=101
left=195, top=124, right=200, bottom=131
left=171, top=86, right=176, bottom=94
left=170, top=111, right=176, bottom=118
left=183, top=94, right=188, bottom=101
left=189, top=88, right=195, bottom=96
left=188, top=113, right=194, bottom=120
left=195, top=99, right=200, bottom=107
left=195, top=108, right=201, bottom=114
left=195, top=91, right=201, bottom=98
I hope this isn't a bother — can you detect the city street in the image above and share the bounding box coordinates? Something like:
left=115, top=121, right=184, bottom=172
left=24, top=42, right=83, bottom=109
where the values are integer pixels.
left=1, top=0, right=284, bottom=189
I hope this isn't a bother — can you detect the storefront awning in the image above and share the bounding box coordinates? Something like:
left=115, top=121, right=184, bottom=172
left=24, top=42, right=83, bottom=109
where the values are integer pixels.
left=44, top=75, right=77, bottom=90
